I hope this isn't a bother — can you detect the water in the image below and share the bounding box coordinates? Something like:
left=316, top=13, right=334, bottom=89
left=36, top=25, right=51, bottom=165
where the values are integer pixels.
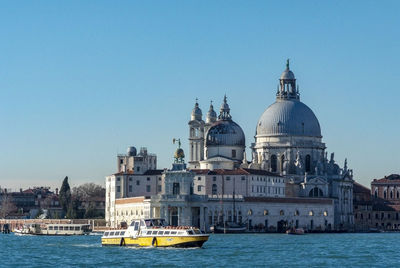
left=0, top=233, right=398, bottom=267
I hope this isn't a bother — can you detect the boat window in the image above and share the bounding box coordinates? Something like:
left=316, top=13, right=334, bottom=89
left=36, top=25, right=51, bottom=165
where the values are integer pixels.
left=152, top=231, right=158, bottom=235
left=110, top=232, right=115, bottom=236
left=120, top=231, right=125, bottom=236
left=104, top=232, right=109, bottom=236
left=158, top=231, right=164, bottom=235
left=145, top=220, right=152, bottom=227
left=115, top=231, right=120, bottom=236
left=178, top=231, right=184, bottom=235
left=75, top=226, right=80, bottom=231
left=70, top=226, right=74, bottom=230
left=193, top=229, right=201, bottom=234
left=164, top=231, right=170, bottom=235
left=141, top=231, right=147, bottom=235
left=171, top=231, right=177, bottom=235
left=187, top=230, right=194, bottom=235
left=54, top=226, right=59, bottom=230
left=49, top=226, right=53, bottom=230
left=59, top=226, right=64, bottom=230
left=134, top=221, right=140, bottom=231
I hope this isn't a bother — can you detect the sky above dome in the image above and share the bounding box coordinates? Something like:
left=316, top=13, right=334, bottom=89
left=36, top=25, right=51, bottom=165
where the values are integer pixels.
left=0, top=1, right=399, bottom=189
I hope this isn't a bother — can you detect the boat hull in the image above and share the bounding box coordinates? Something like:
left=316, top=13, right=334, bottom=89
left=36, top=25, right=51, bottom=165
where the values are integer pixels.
left=101, top=235, right=209, bottom=248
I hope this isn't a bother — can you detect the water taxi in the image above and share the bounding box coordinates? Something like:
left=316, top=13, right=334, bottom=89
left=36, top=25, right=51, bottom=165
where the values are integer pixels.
left=14, top=223, right=92, bottom=236
left=286, top=227, right=305, bottom=235
left=101, top=218, right=209, bottom=248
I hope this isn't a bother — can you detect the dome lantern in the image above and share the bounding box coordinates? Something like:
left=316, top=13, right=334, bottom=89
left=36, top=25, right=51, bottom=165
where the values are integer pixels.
left=218, top=95, right=232, bottom=120
left=277, top=59, right=299, bottom=100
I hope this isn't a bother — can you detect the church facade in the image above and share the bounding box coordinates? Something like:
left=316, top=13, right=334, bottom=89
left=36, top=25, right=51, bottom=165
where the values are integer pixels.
left=186, top=60, right=354, bottom=230
left=105, top=61, right=354, bottom=231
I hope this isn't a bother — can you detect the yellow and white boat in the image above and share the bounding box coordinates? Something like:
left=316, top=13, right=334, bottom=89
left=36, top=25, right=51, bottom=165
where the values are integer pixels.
left=101, top=218, right=209, bottom=248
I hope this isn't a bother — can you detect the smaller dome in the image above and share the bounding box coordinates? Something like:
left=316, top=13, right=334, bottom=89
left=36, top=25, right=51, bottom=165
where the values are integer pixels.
left=206, top=102, right=217, bottom=123
left=191, top=100, right=202, bottom=121
left=174, top=148, right=185, bottom=159
left=127, top=146, right=137, bottom=156
left=280, top=69, right=295, bottom=80
left=206, top=120, right=245, bottom=147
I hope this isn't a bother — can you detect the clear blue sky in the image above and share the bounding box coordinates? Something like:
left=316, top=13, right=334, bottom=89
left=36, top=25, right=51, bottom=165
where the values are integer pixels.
left=0, top=1, right=399, bottom=190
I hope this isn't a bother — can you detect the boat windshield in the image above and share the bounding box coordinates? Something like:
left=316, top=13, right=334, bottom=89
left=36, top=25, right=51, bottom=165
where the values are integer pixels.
left=145, top=219, right=167, bottom=227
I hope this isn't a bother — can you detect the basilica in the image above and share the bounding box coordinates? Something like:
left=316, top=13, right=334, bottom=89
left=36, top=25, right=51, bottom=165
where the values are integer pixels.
left=105, top=61, right=354, bottom=232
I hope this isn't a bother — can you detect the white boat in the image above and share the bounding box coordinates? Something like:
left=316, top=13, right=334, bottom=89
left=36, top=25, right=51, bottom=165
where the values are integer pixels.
left=14, top=223, right=92, bottom=236
left=286, top=227, right=305, bottom=235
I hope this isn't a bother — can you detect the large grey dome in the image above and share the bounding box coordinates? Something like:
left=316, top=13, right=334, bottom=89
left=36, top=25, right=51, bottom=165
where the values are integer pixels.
left=256, top=99, right=321, bottom=137
left=206, top=120, right=245, bottom=146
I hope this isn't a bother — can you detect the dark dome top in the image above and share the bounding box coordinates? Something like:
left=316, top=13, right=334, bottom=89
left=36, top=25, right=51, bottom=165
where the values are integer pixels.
left=256, top=99, right=321, bottom=137
left=206, top=120, right=245, bottom=146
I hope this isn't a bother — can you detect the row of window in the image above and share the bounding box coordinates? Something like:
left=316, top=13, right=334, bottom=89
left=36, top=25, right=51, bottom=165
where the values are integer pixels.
left=270, top=154, right=312, bottom=173
left=251, top=185, right=284, bottom=195
left=116, top=185, right=156, bottom=193
left=116, top=177, right=162, bottom=183
left=209, top=209, right=328, bottom=217
left=355, top=212, right=400, bottom=221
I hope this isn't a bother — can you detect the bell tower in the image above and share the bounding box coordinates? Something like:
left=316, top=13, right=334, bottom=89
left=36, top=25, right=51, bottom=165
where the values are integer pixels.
left=188, top=99, right=205, bottom=169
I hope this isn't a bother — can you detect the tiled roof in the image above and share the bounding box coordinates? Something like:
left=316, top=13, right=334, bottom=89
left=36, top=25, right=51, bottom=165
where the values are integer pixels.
left=372, top=174, right=400, bottom=184
left=112, top=169, right=163, bottom=176
left=353, top=182, right=371, bottom=194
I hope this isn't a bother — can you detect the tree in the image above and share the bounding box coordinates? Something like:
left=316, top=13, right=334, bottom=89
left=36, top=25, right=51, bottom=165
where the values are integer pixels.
left=0, top=193, right=17, bottom=218
left=66, top=198, right=79, bottom=219
left=59, top=176, right=71, bottom=214
left=72, top=183, right=105, bottom=218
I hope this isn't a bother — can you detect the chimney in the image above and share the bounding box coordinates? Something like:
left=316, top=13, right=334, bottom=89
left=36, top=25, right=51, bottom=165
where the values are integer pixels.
left=55, top=188, right=59, bottom=195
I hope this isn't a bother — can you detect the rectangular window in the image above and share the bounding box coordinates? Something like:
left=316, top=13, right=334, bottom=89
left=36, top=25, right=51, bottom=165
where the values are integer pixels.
left=146, top=185, right=151, bottom=192
left=136, top=180, right=140, bottom=186
left=232, top=150, right=236, bottom=158
left=137, top=167, right=140, bottom=172
left=129, top=185, right=132, bottom=192
left=54, top=226, right=58, bottom=230
left=147, top=177, right=150, bottom=181
left=158, top=185, right=162, bottom=192
left=49, top=226, right=53, bottom=230
left=117, top=177, right=120, bottom=182
left=173, top=183, right=180, bottom=195
left=129, top=177, right=132, bottom=181
left=198, top=177, right=201, bottom=181
left=74, top=226, right=80, bottom=231
left=120, top=231, right=125, bottom=236
left=117, top=186, right=121, bottom=192
left=241, top=176, right=245, bottom=181
left=213, top=177, right=217, bottom=181
left=171, top=231, right=177, bottom=235
left=226, top=177, right=230, bottom=181
left=164, top=231, right=170, bottom=235
left=198, top=185, right=202, bottom=192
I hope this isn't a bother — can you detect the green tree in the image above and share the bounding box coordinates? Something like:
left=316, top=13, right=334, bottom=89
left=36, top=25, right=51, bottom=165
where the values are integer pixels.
left=66, top=198, right=79, bottom=219
left=59, top=176, right=71, bottom=215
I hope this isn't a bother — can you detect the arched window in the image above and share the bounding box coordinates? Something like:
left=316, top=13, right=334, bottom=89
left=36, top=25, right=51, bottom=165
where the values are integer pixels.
left=212, top=184, right=217, bottom=195
left=309, top=187, right=323, bottom=197
left=264, top=210, right=269, bottom=216
left=374, top=190, right=378, bottom=198
left=294, top=210, right=299, bottom=216
left=271, top=155, right=277, bottom=172
left=305, top=155, right=311, bottom=173
left=309, top=210, right=314, bottom=216
left=397, top=191, right=399, bottom=199
left=280, top=154, right=285, bottom=172
left=280, top=210, right=284, bottom=216
left=384, top=191, right=387, bottom=199
left=390, top=191, right=393, bottom=199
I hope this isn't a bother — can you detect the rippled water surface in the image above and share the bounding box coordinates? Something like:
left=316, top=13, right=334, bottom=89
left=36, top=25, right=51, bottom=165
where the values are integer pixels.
left=0, top=233, right=398, bottom=267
